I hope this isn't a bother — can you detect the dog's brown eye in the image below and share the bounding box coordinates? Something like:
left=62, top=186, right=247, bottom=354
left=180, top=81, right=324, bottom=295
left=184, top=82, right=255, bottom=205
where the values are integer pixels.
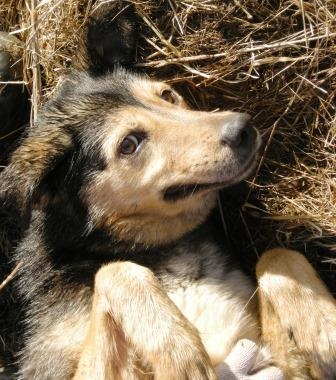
left=120, top=135, right=140, bottom=155
left=119, top=133, right=147, bottom=156
left=160, top=89, right=178, bottom=104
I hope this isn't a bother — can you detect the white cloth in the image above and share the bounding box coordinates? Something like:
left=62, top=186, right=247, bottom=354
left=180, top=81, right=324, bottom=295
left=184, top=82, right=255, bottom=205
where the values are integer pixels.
left=216, top=339, right=283, bottom=380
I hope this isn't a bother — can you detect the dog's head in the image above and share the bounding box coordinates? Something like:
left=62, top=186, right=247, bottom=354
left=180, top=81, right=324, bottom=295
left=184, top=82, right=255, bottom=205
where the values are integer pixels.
left=0, top=3, right=261, bottom=247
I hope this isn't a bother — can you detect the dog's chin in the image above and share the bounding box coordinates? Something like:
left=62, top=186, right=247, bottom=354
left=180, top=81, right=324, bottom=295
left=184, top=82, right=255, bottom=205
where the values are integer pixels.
left=163, top=151, right=260, bottom=202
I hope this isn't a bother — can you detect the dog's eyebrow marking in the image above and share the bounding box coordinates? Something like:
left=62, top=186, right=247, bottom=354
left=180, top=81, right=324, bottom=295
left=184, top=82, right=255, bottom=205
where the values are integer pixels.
left=137, top=102, right=197, bottom=122
left=91, top=91, right=141, bottom=108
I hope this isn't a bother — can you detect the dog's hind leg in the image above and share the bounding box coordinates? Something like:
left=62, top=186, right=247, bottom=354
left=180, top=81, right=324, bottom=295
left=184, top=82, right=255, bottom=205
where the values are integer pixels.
left=256, top=248, right=336, bottom=379
left=74, top=261, right=216, bottom=380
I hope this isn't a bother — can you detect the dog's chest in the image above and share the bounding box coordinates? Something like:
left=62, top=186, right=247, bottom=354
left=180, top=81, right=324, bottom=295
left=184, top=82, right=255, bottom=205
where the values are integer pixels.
left=156, top=241, right=259, bottom=366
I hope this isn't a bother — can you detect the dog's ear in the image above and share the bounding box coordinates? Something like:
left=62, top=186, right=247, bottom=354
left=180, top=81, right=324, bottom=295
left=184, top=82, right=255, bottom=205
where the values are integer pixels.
left=85, top=1, right=140, bottom=75
left=0, top=126, right=73, bottom=224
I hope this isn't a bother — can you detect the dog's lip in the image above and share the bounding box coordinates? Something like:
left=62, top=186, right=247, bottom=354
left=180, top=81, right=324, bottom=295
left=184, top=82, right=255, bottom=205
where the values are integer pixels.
left=163, top=182, right=226, bottom=201
left=163, top=142, right=260, bottom=202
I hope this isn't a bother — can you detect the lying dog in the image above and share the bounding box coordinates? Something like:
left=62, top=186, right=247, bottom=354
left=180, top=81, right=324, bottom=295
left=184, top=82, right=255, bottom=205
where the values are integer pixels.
left=1, top=2, right=336, bottom=379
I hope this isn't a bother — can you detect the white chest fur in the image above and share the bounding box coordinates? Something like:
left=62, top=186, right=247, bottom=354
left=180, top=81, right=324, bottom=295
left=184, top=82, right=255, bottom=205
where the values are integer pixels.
left=159, top=242, right=260, bottom=366
left=168, top=271, right=259, bottom=366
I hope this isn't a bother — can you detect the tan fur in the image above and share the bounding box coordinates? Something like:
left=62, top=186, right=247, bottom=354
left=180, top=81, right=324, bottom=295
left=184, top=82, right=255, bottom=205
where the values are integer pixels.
left=257, top=249, right=336, bottom=379
left=2, top=127, right=73, bottom=213
left=131, top=80, right=189, bottom=110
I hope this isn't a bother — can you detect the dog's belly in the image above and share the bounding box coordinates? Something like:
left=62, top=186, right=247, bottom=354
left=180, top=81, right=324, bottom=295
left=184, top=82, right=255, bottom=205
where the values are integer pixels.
left=167, top=271, right=259, bottom=366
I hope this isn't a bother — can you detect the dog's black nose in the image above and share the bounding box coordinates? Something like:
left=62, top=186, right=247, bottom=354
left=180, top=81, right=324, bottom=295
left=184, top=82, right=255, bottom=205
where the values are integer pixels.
left=221, top=114, right=255, bottom=149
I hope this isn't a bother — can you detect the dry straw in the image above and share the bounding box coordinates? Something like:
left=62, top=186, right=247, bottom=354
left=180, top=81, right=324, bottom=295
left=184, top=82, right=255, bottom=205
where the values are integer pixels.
left=0, top=0, right=335, bottom=288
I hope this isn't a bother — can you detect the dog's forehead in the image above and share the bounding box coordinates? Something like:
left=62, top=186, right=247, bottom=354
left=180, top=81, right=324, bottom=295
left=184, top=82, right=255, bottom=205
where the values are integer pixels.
left=42, top=69, right=185, bottom=148
left=66, top=71, right=170, bottom=114
left=75, top=70, right=141, bottom=105
left=50, top=70, right=139, bottom=109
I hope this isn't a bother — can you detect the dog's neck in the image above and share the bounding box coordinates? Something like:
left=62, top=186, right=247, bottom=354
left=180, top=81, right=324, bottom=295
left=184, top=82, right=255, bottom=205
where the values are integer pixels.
left=39, top=193, right=217, bottom=255
left=95, top=192, right=217, bottom=248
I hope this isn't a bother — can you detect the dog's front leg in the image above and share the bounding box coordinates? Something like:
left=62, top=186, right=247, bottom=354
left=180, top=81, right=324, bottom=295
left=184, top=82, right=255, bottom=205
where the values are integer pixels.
left=257, top=249, right=336, bottom=379
left=74, top=261, right=216, bottom=380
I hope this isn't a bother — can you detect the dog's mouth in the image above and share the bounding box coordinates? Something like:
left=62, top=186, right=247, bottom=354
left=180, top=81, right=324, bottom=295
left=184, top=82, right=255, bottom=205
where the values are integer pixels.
left=163, top=182, right=223, bottom=201
left=163, top=150, right=260, bottom=202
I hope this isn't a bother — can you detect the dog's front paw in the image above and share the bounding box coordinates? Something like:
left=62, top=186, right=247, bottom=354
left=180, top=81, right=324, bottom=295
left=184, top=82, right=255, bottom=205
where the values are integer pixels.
left=153, top=331, right=217, bottom=380
left=216, top=340, right=283, bottom=380
left=156, top=352, right=217, bottom=380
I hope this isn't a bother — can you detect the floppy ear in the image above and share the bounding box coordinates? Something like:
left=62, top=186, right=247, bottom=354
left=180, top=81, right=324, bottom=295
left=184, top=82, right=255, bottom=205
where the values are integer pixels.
left=0, top=126, right=73, bottom=224
left=85, top=1, right=140, bottom=75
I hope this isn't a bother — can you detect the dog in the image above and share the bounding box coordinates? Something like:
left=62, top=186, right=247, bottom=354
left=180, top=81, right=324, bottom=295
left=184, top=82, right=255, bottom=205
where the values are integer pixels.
left=1, top=2, right=336, bottom=379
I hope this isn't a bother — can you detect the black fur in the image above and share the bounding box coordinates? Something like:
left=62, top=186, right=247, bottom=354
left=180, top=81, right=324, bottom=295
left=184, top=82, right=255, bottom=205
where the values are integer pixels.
left=86, top=2, right=140, bottom=75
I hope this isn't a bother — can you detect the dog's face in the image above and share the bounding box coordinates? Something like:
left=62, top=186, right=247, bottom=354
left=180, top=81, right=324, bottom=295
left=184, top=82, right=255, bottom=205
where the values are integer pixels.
left=74, top=70, right=260, bottom=245
left=90, top=76, right=259, bottom=203
left=0, top=4, right=261, bottom=247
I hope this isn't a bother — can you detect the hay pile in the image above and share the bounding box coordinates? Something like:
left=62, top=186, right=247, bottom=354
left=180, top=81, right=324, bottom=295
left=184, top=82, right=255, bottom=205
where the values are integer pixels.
left=0, top=0, right=335, bottom=371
